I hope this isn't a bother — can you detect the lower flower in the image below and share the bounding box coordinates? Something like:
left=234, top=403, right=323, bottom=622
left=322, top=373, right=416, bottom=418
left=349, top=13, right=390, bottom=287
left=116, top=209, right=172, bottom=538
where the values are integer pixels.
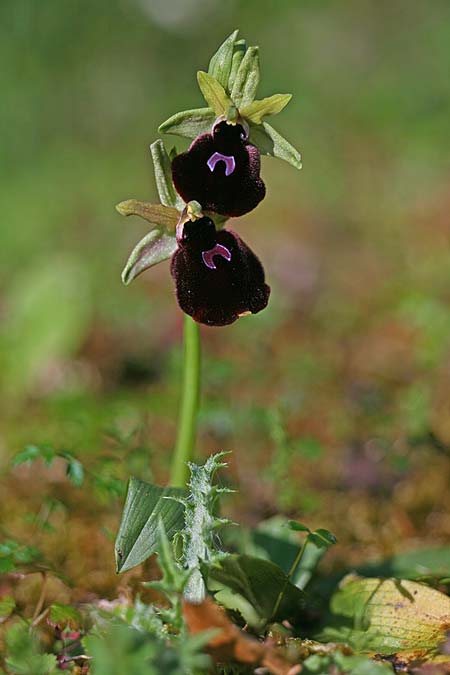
left=171, top=216, right=270, bottom=326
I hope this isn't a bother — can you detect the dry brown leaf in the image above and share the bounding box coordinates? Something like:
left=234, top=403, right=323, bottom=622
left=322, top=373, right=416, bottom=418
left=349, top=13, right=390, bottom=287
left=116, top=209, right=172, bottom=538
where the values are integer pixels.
left=183, top=596, right=301, bottom=675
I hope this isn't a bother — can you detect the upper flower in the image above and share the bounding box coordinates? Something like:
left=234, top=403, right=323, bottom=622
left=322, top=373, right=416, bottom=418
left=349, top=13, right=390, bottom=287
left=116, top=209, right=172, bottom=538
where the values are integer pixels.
left=171, top=119, right=265, bottom=218
left=171, top=214, right=270, bottom=326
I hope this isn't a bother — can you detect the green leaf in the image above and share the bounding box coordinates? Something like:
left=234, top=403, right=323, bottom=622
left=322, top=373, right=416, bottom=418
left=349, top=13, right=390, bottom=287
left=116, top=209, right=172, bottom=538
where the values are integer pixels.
left=197, top=71, right=233, bottom=116
left=64, top=455, right=84, bottom=487
left=309, top=528, right=337, bottom=548
left=115, top=478, right=187, bottom=573
left=207, top=29, right=238, bottom=90
left=158, top=107, right=216, bottom=140
left=116, top=200, right=179, bottom=230
left=228, top=39, right=246, bottom=91
left=287, top=521, right=311, bottom=533
left=204, top=553, right=307, bottom=630
left=12, top=444, right=55, bottom=467
left=5, top=622, right=59, bottom=675
left=303, top=653, right=393, bottom=675
left=84, top=622, right=211, bottom=675
left=250, top=121, right=302, bottom=169
left=150, top=140, right=184, bottom=209
left=121, top=229, right=177, bottom=285
left=48, top=603, right=82, bottom=629
left=0, top=596, right=15, bottom=620
left=230, top=46, right=259, bottom=108
left=241, top=93, right=292, bottom=124
left=319, top=575, right=450, bottom=653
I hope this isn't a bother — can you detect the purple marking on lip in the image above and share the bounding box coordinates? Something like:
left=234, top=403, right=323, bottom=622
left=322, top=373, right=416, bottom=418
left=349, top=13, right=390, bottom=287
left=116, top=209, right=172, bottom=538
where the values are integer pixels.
left=207, top=152, right=236, bottom=176
left=202, top=243, right=232, bottom=270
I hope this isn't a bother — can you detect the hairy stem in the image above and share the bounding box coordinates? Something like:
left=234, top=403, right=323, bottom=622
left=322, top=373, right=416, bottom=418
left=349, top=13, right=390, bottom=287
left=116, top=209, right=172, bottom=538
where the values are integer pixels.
left=170, top=315, right=201, bottom=487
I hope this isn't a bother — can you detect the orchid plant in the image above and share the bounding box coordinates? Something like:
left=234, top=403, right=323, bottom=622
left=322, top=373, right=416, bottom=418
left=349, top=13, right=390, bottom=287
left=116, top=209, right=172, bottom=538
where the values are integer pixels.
left=116, top=30, right=301, bottom=490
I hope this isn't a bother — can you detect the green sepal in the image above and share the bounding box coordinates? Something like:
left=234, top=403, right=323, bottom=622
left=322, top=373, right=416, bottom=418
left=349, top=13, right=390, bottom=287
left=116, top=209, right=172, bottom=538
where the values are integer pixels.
left=159, top=107, right=215, bottom=140
left=116, top=200, right=179, bottom=230
left=241, top=93, right=292, bottom=124
left=197, top=71, right=233, bottom=116
left=207, top=29, right=238, bottom=90
left=121, top=230, right=177, bottom=285
left=228, top=39, right=246, bottom=91
left=150, top=139, right=184, bottom=209
left=250, top=121, right=302, bottom=170
left=230, top=46, right=260, bottom=108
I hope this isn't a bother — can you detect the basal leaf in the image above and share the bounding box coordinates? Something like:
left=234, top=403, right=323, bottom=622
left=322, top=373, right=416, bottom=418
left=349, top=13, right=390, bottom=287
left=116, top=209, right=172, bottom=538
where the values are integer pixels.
left=230, top=46, right=259, bottom=108
left=116, top=200, right=179, bottom=230
left=319, top=575, right=450, bottom=653
left=150, top=140, right=184, bottom=209
left=208, top=29, right=238, bottom=90
left=158, top=107, right=215, bottom=140
left=48, top=603, right=82, bottom=629
left=197, top=71, right=233, bottom=116
left=250, top=121, right=302, bottom=170
left=121, top=229, right=177, bottom=285
left=204, top=553, right=307, bottom=630
left=228, top=39, right=246, bottom=91
left=241, top=93, right=292, bottom=124
left=115, top=478, right=187, bottom=573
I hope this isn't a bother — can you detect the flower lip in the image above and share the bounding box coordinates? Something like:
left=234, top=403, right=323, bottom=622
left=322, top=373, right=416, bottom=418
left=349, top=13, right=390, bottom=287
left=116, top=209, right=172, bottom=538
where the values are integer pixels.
left=171, top=225, right=270, bottom=326
left=171, top=119, right=265, bottom=217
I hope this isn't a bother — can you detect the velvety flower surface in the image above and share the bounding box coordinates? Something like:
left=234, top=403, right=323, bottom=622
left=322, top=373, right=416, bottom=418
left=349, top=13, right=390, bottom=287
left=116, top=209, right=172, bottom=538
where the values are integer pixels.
left=171, top=121, right=266, bottom=217
left=171, top=216, right=270, bottom=326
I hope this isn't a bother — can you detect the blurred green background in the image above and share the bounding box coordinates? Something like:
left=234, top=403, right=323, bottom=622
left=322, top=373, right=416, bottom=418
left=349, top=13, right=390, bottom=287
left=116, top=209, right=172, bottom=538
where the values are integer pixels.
left=1, top=0, right=450, bottom=592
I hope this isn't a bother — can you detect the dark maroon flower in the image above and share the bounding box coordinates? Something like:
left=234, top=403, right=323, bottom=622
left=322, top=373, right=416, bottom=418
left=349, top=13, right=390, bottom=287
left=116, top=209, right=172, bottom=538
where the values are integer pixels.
left=171, top=215, right=270, bottom=326
left=171, top=120, right=266, bottom=217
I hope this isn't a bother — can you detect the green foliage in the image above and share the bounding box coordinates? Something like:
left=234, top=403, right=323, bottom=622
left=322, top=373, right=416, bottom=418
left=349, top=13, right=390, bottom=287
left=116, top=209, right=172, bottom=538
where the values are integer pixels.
left=115, top=478, right=187, bottom=573
left=0, top=539, right=42, bottom=573
left=48, top=603, right=82, bottom=629
left=0, top=596, right=16, bottom=620
left=205, top=553, right=307, bottom=630
left=12, top=444, right=85, bottom=487
left=84, top=623, right=211, bottom=675
left=4, top=622, right=59, bottom=675
left=302, top=652, right=393, bottom=675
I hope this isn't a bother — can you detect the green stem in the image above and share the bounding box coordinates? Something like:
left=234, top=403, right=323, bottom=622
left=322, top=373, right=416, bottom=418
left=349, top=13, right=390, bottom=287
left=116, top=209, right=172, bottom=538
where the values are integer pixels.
left=170, top=315, right=201, bottom=487
left=270, top=536, right=308, bottom=621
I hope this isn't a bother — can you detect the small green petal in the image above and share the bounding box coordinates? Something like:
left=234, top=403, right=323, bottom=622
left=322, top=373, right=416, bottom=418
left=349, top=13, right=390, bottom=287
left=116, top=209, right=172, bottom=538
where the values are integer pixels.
left=207, top=29, right=238, bottom=90
left=241, top=93, right=292, bottom=125
left=230, top=46, right=259, bottom=108
left=116, top=200, right=179, bottom=230
left=159, top=107, right=215, bottom=140
left=228, top=39, right=246, bottom=91
left=249, top=121, right=302, bottom=170
left=197, top=71, right=233, bottom=116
